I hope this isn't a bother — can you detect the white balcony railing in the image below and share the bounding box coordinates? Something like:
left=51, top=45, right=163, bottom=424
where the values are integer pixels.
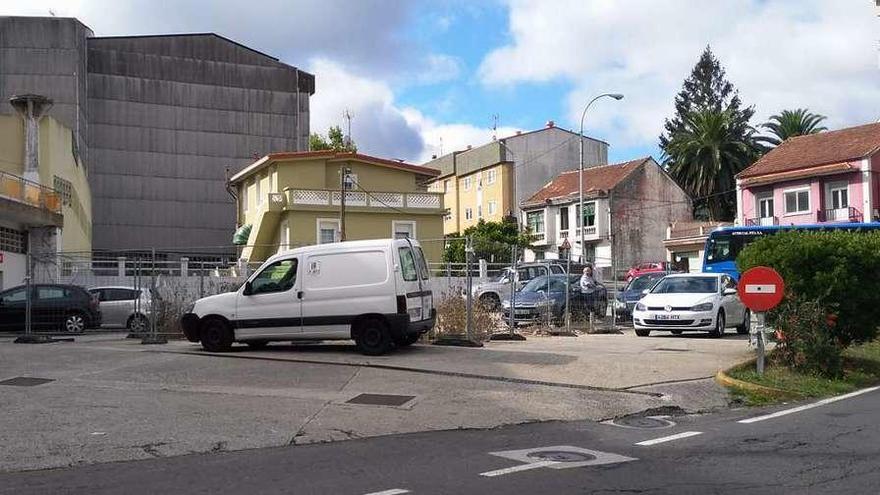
left=575, top=225, right=598, bottom=237
left=287, top=189, right=442, bottom=210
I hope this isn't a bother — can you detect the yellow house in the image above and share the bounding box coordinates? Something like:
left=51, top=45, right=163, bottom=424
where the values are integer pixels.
left=229, top=151, right=445, bottom=263
left=426, top=142, right=515, bottom=234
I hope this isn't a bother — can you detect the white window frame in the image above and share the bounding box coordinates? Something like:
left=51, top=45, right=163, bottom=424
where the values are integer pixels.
left=443, top=179, right=450, bottom=193
left=526, top=210, right=545, bottom=234
left=755, top=192, right=774, bottom=219
left=344, top=172, right=358, bottom=191
left=270, top=165, right=277, bottom=192
left=465, top=208, right=473, bottom=220
left=826, top=181, right=849, bottom=210
left=278, top=221, right=290, bottom=254
left=477, top=204, right=483, bottom=218
left=488, top=200, right=497, bottom=216
left=316, top=218, right=341, bottom=244
left=783, top=187, right=811, bottom=215
left=256, top=174, right=264, bottom=205
left=463, top=176, right=472, bottom=191
left=392, top=220, right=417, bottom=239
left=241, top=182, right=249, bottom=212
left=486, top=169, right=497, bottom=185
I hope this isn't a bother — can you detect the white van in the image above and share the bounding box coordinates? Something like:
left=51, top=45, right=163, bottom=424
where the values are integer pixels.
left=181, top=238, right=435, bottom=355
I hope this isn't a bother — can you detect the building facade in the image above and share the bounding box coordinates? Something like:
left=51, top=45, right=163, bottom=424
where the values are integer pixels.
left=425, top=123, right=608, bottom=234
left=662, top=221, right=731, bottom=274
left=736, top=122, right=880, bottom=226
left=230, top=151, right=445, bottom=263
left=520, top=157, right=692, bottom=276
left=0, top=16, right=315, bottom=255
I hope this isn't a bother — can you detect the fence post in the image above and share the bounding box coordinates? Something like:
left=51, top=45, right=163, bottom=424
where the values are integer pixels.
left=611, top=256, right=618, bottom=332
left=199, top=260, right=205, bottom=298
left=478, top=258, right=487, bottom=281
left=180, top=257, right=189, bottom=278
left=15, top=252, right=52, bottom=343
left=465, top=235, right=474, bottom=342
left=117, top=257, right=126, bottom=278
left=141, top=248, right=167, bottom=344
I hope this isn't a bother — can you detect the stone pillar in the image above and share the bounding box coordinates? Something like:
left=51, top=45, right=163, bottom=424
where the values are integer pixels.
left=9, top=94, right=54, bottom=185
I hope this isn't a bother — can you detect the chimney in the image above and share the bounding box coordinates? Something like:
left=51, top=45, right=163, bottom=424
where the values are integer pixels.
left=10, top=94, right=53, bottom=184
left=545, top=120, right=555, bottom=128
left=466, top=145, right=472, bottom=150
left=515, top=130, right=522, bottom=135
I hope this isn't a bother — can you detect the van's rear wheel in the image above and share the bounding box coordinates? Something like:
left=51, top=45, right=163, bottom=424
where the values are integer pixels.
left=201, top=318, right=233, bottom=352
left=355, top=318, right=393, bottom=356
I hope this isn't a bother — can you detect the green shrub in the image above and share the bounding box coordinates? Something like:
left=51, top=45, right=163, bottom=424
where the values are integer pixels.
left=737, top=230, right=880, bottom=347
left=769, top=297, right=843, bottom=377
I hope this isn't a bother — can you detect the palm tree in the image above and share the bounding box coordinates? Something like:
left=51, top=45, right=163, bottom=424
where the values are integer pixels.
left=664, top=108, right=761, bottom=221
left=760, top=108, right=827, bottom=147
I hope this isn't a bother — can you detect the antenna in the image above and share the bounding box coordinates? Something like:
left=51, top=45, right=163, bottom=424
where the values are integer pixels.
left=343, top=109, right=353, bottom=148
left=439, top=136, right=444, bottom=157
left=491, top=113, right=500, bottom=140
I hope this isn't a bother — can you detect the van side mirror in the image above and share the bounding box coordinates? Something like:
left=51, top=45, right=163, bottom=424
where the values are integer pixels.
left=243, top=281, right=253, bottom=296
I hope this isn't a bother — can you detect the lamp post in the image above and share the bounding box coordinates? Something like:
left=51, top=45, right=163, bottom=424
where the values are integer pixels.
left=578, top=93, right=623, bottom=263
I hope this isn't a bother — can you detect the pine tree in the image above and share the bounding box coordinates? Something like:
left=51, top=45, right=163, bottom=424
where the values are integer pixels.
left=659, top=46, right=754, bottom=150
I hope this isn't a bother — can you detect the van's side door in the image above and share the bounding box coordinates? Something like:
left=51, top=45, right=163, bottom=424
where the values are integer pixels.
left=234, top=257, right=301, bottom=338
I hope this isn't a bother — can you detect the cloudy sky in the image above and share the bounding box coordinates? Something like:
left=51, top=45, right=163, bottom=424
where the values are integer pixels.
left=5, top=0, right=880, bottom=164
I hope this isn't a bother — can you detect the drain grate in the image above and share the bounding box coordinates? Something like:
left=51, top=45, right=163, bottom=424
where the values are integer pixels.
left=526, top=450, right=596, bottom=463
left=612, top=416, right=675, bottom=429
left=0, top=377, right=55, bottom=387
left=346, top=393, right=415, bottom=407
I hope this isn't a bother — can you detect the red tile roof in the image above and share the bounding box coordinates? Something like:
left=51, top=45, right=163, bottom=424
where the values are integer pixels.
left=738, top=122, right=880, bottom=179
left=522, top=157, right=651, bottom=206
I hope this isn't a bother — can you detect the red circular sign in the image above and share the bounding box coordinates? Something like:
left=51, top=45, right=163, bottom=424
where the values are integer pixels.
left=737, top=266, right=785, bottom=312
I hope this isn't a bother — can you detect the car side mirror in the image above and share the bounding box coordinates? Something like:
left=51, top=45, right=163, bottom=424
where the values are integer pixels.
left=243, top=281, right=253, bottom=296
left=723, top=288, right=737, bottom=295
left=641, top=289, right=650, bottom=295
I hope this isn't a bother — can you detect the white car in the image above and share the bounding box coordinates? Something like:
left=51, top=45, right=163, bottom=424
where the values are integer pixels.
left=181, top=238, right=435, bottom=355
left=632, top=273, right=749, bottom=338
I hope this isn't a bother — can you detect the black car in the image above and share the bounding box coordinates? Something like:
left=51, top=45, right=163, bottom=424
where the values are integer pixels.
left=0, top=284, right=102, bottom=333
left=501, top=274, right=608, bottom=326
left=614, top=272, right=667, bottom=321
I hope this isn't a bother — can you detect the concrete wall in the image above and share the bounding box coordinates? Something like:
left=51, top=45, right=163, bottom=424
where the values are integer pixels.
left=504, top=127, right=608, bottom=207
left=87, top=34, right=313, bottom=253
left=0, top=17, right=91, bottom=171
left=611, top=160, right=692, bottom=269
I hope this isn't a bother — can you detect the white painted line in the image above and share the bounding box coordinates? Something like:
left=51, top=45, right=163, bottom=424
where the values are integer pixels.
left=738, top=385, right=880, bottom=424
left=635, top=431, right=703, bottom=446
left=363, top=489, right=410, bottom=495
left=745, top=284, right=776, bottom=294
left=480, top=460, right=558, bottom=477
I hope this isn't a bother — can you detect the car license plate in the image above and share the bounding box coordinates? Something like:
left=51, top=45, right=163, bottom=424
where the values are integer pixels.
left=515, top=309, right=531, bottom=315
left=654, top=314, right=680, bottom=320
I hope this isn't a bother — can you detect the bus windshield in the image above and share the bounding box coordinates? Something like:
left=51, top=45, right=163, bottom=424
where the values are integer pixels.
left=705, top=232, right=763, bottom=263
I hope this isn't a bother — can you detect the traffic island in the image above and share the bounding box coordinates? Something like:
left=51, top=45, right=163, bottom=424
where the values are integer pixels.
left=432, top=334, right=484, bottom=347
left=489, top=332, right=527, bottom=341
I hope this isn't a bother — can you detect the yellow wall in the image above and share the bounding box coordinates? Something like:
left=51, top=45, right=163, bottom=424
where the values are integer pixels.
left=0, top=115, right=92, bottom=254
left=431, top=163, right=512, bottom=234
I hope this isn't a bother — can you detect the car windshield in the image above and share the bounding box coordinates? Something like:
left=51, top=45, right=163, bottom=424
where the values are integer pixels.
left=521, top=276, right=568, bottom=293
left=651, top=277, right=718, bottom=294
left=627, top=275, right=664, bottom=292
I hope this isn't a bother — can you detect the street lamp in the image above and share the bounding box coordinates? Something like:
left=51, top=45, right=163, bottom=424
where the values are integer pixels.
left=578, top=93, right=623, bottom=263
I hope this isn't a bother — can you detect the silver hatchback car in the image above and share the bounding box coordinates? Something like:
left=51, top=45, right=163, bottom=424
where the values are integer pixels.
left=87, top=286, right=152, bottom=333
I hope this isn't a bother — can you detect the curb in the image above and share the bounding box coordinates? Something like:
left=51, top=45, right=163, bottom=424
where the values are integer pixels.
left=714, top=368, right=803, bottom=399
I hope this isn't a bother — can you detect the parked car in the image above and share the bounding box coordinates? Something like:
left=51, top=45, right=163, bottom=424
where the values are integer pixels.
left=501, top=274, right=608, bottom=326
left=181, top=238, right=435, bottom=355
left=632, top=273, right=749, bottom=338
left=0, top=284, right=101, bottom=333
left=87, top=286, right=152, bottom=333
left=614, top=272, right=667, bottom=321
left=472, top=262, right=570, bottom=309
left=625, top=261, right=675, bottom=282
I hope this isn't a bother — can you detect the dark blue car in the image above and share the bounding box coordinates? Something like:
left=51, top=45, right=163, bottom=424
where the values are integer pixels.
left=501, top=274, right=608, bottom=326
left=614, top=272, right=667, bottom=321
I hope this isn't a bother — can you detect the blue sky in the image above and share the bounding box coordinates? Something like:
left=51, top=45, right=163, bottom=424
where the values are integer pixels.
left=5, top=0, right=880, bottom=165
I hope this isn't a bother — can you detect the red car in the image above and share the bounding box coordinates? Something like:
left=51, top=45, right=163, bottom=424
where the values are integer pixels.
left=625, top=262, right=674, bottom=282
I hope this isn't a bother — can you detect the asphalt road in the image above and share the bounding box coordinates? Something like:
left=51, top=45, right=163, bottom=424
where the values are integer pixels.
left=2, top=386, right=878, bottom=494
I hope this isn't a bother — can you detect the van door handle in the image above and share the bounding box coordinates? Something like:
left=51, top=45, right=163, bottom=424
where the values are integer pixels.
left=297, top=291, right=303, bottom=299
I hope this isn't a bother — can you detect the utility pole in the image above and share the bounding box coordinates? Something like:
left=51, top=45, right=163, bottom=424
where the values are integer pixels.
left=339, top=166, right=351, bottom=241
left=343, top=109, right=353, bottom=150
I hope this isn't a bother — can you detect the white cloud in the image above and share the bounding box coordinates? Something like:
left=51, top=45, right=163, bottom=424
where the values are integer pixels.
left=402, top=108, right=521, bottom=162
left=412, top=53, right=463, bottom=85
left=480, top=0, right=880, bottom=149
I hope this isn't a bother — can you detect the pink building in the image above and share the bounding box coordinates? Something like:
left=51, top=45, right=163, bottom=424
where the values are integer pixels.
left=737, top=122, right=880, bottom=226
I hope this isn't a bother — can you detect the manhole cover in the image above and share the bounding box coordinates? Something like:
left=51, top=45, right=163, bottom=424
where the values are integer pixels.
left=526, top=450, right=596, bottom=463
left=346, top=393, right=415, bottom=407
left=609, top=416, right=675, bottom=429
left=0, top=377, right=55, bottom=387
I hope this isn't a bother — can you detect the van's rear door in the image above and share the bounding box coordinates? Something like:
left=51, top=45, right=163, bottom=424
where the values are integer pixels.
left=397, top=241, right=432, bottom=322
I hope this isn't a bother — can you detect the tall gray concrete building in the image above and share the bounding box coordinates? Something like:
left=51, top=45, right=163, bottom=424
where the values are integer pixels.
left=1, top=16, right=314, bottom=253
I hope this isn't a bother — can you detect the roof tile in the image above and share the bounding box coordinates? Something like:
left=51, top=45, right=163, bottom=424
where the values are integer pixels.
left=522, top=157, right=651, bottom=206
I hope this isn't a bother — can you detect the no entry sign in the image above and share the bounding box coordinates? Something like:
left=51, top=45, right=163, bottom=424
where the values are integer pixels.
left=737, top=266, right=785, bottom=312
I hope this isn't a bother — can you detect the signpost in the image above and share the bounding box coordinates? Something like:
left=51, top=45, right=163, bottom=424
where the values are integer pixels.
left=737, top=266, right=785, bottom=375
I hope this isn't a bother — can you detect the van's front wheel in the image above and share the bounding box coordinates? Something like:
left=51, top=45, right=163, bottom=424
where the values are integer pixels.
left=355, top=318, right=393, bottom=356
left=201, top=318, right=233, bottom=352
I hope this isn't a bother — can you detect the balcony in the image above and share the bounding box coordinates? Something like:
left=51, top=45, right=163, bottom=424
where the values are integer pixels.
left=286, top=189, right=443, bottom=210
left=817, top=206, right=862, bottom=223
left=0, top=170, right=63, bottom=227
left=745, top=216, right=778, bottom=226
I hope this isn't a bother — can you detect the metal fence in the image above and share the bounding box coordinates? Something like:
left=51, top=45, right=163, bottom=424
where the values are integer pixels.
left=4, top=238, right=634, bottom=343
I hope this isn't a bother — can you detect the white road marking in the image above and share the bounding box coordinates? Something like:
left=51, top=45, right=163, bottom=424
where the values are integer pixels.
left=363, top=489, right=410, bottom=495
left=480, top=460, right=559, bottom=477
left=635, top=431, right=703, bottom=446
left=745, top=284, right=776, bottom=294
left=738, top=385, right=880, bottom=424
